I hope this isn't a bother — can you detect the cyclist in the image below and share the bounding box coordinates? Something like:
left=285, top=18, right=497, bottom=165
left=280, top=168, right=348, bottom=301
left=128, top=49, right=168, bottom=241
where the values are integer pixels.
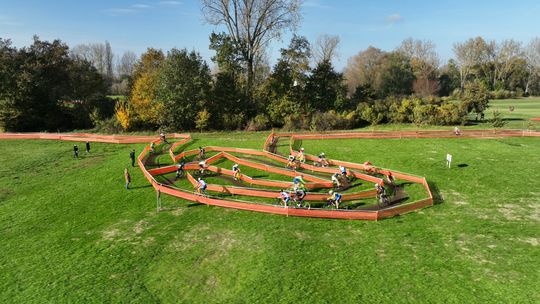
left=150, top=142, right=156, bottom=154
left=286, top=155, right=297, bottom=170
left=278, top=189, right=291, bottom=206
left=318, top=152, right=329, bottom=167
left=232, top=163, right=241, bottom=181
left=297, top=148, right=306, bottom=163
left=294, top=188, right=307, bottom=207
left=198, top=146, right=205, bottom=159
left=293, top=175, right=305, bottom=187
left=175, top=160, right=185, bottom=180
left=198, top=160, right=208, bottom=175
left=331, top=173, right=342, bottom=188
left=196, top=178, right=207, bottom=195
left=339, top=165, right=347, bottom=177
left=327, top=190, right=342, bottom=209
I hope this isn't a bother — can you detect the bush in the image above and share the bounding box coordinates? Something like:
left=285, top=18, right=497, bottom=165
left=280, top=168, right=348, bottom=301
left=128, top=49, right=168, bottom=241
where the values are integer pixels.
left=491, top=110, right=507, bottom=128
left=222, top=113, right=245, bottom=130
left=245, top=114, right=270, bottom=131
left=282, top=114, right=310, bottom=131
left=93, top=117, right=123, bottom=133
left=310, top=111, right=349, bottom=131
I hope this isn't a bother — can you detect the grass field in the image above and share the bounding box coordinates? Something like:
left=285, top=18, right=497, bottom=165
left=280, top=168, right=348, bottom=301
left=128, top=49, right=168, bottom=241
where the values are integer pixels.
left=0, top=128, right=539, bottom=303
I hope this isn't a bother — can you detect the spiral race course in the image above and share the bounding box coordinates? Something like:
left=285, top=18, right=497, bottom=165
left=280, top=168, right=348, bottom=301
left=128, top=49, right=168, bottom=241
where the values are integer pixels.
left=1, top=129, right=538, bottom=220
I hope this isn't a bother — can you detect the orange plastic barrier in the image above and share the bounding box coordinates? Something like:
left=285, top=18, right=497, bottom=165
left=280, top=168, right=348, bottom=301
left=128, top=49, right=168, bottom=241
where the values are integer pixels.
left=5, top=129, right=537, bottom=220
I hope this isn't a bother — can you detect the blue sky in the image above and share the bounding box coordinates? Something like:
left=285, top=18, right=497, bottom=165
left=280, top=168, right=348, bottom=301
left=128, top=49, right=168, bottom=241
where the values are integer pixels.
left=1, top=0, right=539, bottom=70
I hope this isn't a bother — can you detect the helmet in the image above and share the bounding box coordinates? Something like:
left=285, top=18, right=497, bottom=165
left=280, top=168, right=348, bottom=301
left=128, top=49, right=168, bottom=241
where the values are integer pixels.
left=328, top=190, right=333, bottom=195
left=198, top=178, right=202, bottom=181
left=300, top=148, right=304, bottom=151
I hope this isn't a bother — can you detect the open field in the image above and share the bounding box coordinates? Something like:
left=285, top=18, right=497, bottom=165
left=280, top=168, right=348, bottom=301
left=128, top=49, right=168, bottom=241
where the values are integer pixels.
left=0, top=130, right=539, bottom=303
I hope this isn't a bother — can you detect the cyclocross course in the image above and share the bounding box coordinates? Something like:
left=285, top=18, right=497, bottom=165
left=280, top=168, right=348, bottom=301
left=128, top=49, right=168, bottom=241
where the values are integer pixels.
left=2, top=129, right=538, bottom=220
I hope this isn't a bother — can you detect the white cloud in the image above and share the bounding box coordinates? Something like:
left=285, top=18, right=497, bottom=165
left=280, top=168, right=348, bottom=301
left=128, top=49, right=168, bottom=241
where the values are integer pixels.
left=132, top=4, right=151, bottom=9
left=159, top=1, right=182, bottom=5
left=104, top=8, right=137, bottom=16
left=0, top=15, right=23, bottom=26
left=386, top=13, right=404, bottom=25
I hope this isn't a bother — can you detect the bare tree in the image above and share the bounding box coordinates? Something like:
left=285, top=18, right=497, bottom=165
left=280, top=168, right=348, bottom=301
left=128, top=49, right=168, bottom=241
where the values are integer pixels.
left=71, top=41, right=114, bottom=78
left=493, top=39, right=523, bottom=87
left=201, top=0, right=302, bottom=96
left=344, top=46, right=384, bottom=95
left=398, top=38, right=440, bottom=96
left=453, top=37, right=495, bottom=91
left=117, top=51, right=138, bottom=77
left=525, top=37, right=540, bottom=94
left=105, top=41, right=114, bottom=79
left=313, top=34, right=340, bottom=64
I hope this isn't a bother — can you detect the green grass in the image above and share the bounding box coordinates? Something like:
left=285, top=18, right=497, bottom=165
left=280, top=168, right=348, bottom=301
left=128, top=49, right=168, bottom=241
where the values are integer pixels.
left=1, top=130, right=539, bottom=303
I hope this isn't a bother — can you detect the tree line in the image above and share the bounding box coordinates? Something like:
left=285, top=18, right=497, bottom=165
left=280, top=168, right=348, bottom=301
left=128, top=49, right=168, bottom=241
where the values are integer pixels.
left=1, top=0, right=540, bottom=132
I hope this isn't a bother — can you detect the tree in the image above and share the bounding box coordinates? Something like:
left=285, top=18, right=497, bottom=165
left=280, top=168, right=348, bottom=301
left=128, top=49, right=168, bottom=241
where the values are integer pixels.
left=462, top=81, right=490, bottom=115
left=129, top=48, right=165, bottom=128
left=117, top=51, right=138, bottom=78
left=262, top=35, right=311, bottom=116
left=195, top=109, right=211, bottom=132
left=155, top=49, right=211, bottom=130
left=306, top=60, right=348, bottom=112
left=525, top=37, right=540, bottom=95
left=493, top=39, right=523, bottom=89
left=453, top=37, right=495, bottom=91
left=375, top=52, right=415, bottom=97
left=0, top=37, right=107, bottom=131
left=344, top=46, right=384, bottom=96
left=313, top=34, right=340, bottom=65
left=201, top=0, right=301, bottom=100
left=439, top=59, right=461, bottom=96
left=398, top=38, right=440, bottom=97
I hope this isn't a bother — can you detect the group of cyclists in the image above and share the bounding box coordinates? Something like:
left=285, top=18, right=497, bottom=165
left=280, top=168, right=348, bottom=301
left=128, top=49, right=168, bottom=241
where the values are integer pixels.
left=169, top=143, right=395, bottom=208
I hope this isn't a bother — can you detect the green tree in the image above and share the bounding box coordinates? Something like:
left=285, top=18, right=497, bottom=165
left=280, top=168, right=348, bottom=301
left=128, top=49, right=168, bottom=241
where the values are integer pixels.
left=306, top=60, right=347, bottom=112
left=375, top=52, right=415, bottom=98
left=155, top=49, right=211, bottom=130
left=462, top=81, right=490, bottom=115
left=195, top=109, right=211, bottom=132
left=0, top=37, right=106, bottom=131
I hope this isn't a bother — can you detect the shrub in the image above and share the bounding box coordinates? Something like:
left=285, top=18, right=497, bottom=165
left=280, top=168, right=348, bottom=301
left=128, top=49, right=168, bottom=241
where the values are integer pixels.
left=310, top=111, right=349, bottom=131
left=282, top=114, right=310, bottom=131
left=491, top=110, right=507, bottom=128
left=245, top=114, right=270, bottom=131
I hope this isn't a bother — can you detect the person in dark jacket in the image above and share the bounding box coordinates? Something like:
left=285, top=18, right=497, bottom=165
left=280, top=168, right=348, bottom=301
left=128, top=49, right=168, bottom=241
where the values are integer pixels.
left=85, top=141, right=91, bottom=153
left=129, top=149, right=136, bottom=167
left=73, top=145, right=79, bottom=159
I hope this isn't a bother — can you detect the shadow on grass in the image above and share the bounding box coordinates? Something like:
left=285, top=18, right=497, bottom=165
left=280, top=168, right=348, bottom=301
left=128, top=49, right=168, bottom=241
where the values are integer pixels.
left=129, top=184, right=153, bottom=189
left=428, top=181, right=444, bottom=205
left=457, top=163, right=468, bottom=168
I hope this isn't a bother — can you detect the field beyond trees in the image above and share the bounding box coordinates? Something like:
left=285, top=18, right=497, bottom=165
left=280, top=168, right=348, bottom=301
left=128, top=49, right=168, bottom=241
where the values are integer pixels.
left=0, top=131, right=539, bottom=303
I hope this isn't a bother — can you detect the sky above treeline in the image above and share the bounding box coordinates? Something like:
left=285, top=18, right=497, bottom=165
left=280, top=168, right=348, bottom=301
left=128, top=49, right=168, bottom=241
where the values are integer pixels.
left=1, top=0, right=539, bottom=70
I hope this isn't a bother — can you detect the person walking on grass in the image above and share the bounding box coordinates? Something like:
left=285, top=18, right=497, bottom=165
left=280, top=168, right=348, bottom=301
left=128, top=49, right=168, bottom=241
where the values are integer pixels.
left=85, top=141, right=91, bottom=153
left=73, top=145, right=79, bottom=159
left=129, top=149, right=136, bottom=167
left=124, top=168, right=131, bottom=190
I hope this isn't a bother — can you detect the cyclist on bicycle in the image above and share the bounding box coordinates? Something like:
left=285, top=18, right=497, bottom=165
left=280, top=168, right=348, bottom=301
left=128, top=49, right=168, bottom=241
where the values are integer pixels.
left=198, top=160, right=208, bottom=175
left=232, top=163, right=241, bottom=180
left=198, top=146, right=205, bottom=159
left=293, top=175, right=305, bottom=187
left=294, top=188, right=307, bottom=207
left=278, top=189, right=291, bottom=206
left=331, top=173, right=342, bottom=188
left=175, top=160, right=185, bottom=180
left=196, top=178, right=207, bottom=195
left=287, top=155, right=297, bottom=170
left=297, top=148, right=306, bottom=163
left=318, top=152, right=329, bottom=167
left=327, top=190, right=342, bottom=209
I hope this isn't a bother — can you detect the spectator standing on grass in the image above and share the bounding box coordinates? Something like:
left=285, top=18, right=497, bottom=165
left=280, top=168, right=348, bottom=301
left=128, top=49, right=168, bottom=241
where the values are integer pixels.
left=73, top=145, right=79, bottom=159
left=85, top=141, right=90, bottom=153
left=124, top=168, right=131, bottom=189
left=129, top=149, right=136, bottom=167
